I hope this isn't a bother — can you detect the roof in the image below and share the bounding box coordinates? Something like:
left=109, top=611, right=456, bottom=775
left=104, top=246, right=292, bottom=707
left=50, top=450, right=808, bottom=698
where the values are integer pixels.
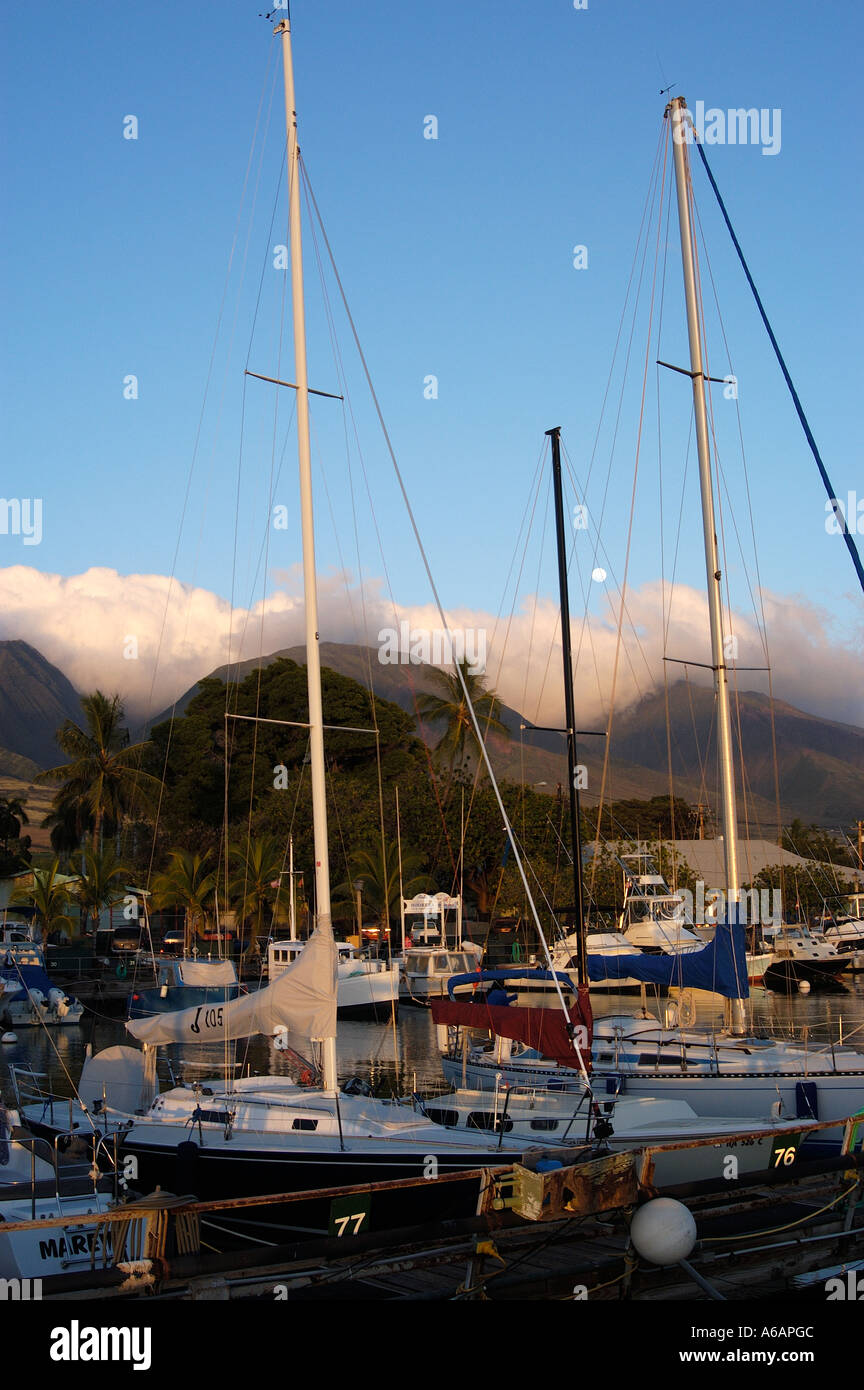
left=669, top=838, right=864, bottom=890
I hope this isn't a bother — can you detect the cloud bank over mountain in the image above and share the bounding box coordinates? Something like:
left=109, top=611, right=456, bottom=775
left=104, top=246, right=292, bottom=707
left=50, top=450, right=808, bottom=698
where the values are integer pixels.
left=0, top=564, right=860, bottom=730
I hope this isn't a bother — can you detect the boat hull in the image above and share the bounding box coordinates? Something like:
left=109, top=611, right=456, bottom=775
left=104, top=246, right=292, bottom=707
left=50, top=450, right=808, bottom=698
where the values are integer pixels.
left=24, top=1121, right=512, bottom=1239
left=440, top=1056, right=863, bottom=1150
left=763, top=958, right=848, bottom=991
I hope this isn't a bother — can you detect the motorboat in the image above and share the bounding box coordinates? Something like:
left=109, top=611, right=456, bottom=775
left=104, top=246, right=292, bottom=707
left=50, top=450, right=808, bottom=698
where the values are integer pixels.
left=760, top=923, right=848, bottom=991
left=399, top=892, right=483, bottom=1004
left=0, top=919, right=83, bottom=1027
left=128, top=955, right=241, bottom=1020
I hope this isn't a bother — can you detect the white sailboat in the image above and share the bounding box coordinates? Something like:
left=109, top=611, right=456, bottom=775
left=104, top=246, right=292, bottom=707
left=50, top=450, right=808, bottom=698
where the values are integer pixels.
left=13, top=17, right=564, bottom=1227
left=436, top=96, right=864, bottom=1144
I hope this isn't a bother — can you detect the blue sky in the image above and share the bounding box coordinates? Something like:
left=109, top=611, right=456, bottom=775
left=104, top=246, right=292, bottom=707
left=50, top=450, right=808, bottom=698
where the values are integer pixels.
left=1, top=0, right=862, bottom=719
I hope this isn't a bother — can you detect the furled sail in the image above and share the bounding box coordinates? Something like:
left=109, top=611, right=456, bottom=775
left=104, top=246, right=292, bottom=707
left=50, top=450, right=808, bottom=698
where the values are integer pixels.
left=126, top=918, right=337, bottom=1045
left=587, top=923, right=749, bottom=1000
left=430, top=974, right=593, bottom=1068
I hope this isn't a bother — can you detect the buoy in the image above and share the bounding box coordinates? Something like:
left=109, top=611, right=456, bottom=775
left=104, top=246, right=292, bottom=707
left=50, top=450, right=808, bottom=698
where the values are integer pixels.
left=629, top=1197, right=697, bottom=1265
left=798, top=979, right=811, bottom=995
left=1, top=1032, right=18, bottom=1045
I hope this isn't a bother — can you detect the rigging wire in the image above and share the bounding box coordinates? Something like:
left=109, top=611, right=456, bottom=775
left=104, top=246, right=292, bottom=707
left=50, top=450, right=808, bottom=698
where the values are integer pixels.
left=298, top=159, right=591, bottom=1083
left=694, top=142, right=864, bottom=596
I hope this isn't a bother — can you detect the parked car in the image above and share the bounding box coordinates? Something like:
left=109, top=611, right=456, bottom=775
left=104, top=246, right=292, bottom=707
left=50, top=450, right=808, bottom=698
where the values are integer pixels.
left=159, top=927, right=186, bottom=955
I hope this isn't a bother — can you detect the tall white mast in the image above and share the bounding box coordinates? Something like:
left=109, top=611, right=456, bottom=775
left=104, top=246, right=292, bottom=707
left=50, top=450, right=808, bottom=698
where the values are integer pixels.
left=276, top=16, right=337, bottom=1087
left=668, top=97, right=745, bottom=1030
left=288, top=834, right=296, bottom=942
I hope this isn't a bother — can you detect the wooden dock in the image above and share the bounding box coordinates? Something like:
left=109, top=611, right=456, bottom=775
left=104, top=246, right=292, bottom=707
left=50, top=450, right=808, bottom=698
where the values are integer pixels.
left=9, top=1138, right=864, bottom=1303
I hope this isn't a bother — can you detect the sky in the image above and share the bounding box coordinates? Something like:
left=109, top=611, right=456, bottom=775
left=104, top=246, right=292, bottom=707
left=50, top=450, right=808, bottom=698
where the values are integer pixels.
left=1, top=0, right=862, bottom=728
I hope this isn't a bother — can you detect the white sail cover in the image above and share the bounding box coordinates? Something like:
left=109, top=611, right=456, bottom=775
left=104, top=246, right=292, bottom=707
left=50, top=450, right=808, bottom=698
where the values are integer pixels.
left=126, top=919, right=337, bottom=1045
left=177, top=959, right=237, bottom=986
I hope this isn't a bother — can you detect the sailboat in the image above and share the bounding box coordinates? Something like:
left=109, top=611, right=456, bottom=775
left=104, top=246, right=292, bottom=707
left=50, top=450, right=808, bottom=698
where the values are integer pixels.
left=435, top=97, right=864, bottom=1145
left=14, top=16, right=585, bottom=1229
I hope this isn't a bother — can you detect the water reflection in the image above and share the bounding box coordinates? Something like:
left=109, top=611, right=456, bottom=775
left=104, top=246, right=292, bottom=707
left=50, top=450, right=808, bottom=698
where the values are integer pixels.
left=2, top=975, right=863, bottom=1103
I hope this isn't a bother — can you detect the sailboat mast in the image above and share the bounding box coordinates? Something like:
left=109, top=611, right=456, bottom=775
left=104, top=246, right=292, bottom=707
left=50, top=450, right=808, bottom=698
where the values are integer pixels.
left=288, top=834, right=296, bottom=942
left=547, top=426, right=587, bottom=984
left=667, top=98, right=744, bottom=1023
left=276, top=17, right=337, bottom=1086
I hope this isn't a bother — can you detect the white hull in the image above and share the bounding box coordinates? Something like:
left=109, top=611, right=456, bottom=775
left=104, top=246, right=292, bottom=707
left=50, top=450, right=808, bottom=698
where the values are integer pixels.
left=441, top=1054, right=863, bottom=1136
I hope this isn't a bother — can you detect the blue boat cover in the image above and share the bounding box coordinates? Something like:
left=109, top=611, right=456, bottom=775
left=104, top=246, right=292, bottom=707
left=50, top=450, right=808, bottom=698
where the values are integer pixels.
left=587, top=922, right=749, bottom=1000
left=1, top=963, right=60, bottom=997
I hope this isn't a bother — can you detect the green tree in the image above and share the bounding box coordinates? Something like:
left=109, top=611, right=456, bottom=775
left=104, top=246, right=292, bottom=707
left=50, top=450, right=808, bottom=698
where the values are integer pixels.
left=152, top=848, right=216, bottom=951
left=748, top=861, right=860, bottom=921
left=781, top=820, right=854, bottom=868
left=229, top=833, right=286, bottom=954
left=76, top=845, right=133, bottom=936
left=336, top=839, right=430, bottom=936
left=10, top=860, right=76, bottom=944
left=39, top=692, right=161, bottom=850
left=415, top=661, right=509, bottom=775
left=0, top=795, right=31, bottom=875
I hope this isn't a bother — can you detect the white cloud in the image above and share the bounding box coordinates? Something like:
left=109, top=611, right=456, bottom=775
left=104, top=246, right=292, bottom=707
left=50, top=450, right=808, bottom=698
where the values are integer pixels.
left=0, top=565, right=860, bottom=730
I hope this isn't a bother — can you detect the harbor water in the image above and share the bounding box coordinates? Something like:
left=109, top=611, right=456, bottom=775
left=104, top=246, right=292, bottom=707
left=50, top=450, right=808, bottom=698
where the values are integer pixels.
left=5, top=973, right=864, bottom=1105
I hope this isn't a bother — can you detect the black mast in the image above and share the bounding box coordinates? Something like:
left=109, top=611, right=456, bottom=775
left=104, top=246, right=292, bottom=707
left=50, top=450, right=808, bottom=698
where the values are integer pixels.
left=546, top=426, right=587, bottom=984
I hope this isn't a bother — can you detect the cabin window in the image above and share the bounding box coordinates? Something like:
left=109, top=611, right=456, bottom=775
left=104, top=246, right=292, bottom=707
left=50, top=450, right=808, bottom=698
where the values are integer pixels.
left=467, top=1111, right=513, bottom=1133
left=425, top=1109, right=460, bottom=1128
left=435, top=957, right=452, bottom=972
left=638, top=1053, right=692, bottom=1068
left=291, top=1117, right=318, bottom=1131
left=192, top=1109, right=232, bottom=1125
left=410, top=954, right=431, bottom=974
left=529, top=1118, right=560, bottom=1131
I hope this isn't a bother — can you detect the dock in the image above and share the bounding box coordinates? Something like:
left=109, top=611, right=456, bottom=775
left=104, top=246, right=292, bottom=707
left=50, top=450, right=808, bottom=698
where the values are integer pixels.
left=8, top=1127, right=863, bottom=1303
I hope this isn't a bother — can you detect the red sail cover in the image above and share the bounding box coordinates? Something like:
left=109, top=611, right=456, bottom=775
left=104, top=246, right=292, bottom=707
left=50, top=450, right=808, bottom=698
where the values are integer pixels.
left=430, top=986, right=593, bottom=1069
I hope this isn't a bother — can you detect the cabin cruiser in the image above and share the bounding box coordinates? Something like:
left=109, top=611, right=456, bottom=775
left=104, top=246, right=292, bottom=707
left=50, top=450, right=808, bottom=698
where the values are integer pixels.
left=616, top=854, right=703, bottom=957
left=399, top=892, right=483, bottom=1003
left=818, top=894, right=864, bottom=971
left=760, top=923, right=847, bottom=991
left=0, top=918, right=83, bottom=1027
left=267, top=937, right=398, bottom=1020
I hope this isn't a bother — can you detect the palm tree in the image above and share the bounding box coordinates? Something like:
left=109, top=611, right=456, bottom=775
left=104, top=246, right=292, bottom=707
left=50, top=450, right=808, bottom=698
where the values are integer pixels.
left=76, top=845, right=133, bottom=937
left=229, top=834, right=285, bottom=955
left=38, top=691, right=161, bottom=851
left=10, top=859, right=76, bottom=944
left=415, top=661, right=509, bottom=775
left=152, top=849, right=216, bottom=952
left=41, top=793, right=85, bottom=857
left=337, top=840, right=430, bottom=936
left=0, top=796, right=28, bottom=854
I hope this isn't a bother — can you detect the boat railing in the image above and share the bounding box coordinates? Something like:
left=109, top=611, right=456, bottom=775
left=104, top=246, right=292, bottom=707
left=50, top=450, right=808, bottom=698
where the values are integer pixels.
left=7, top=1064, right=74, bottom=1127
left=3, top=1126, right=120, bottom=1222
